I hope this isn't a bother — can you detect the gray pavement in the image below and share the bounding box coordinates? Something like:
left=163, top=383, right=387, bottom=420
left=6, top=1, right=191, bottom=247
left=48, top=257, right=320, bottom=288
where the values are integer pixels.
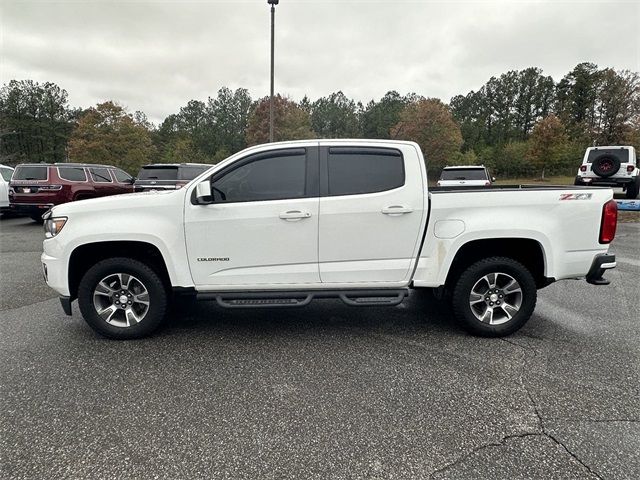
left=0, top=216, right=638, bottom=479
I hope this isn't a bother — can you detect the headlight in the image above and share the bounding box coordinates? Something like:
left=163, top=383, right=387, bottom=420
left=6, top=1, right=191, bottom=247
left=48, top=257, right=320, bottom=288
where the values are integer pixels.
left=44, top=217, right=67, bottom=238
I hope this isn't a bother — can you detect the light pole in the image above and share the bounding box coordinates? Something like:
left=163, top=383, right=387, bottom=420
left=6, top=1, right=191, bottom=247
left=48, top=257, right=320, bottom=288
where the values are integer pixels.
left=268, top=0, right=279, bottom=143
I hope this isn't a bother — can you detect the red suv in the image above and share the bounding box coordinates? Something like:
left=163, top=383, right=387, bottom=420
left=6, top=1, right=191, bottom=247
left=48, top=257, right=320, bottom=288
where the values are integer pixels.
left=9, top=163, right=134, bottom=222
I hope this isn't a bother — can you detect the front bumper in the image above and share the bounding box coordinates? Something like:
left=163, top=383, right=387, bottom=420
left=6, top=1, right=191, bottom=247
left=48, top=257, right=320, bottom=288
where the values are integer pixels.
left=586, top=253, right=616, bottom=285
left=41, top=250, right=70, bottom=297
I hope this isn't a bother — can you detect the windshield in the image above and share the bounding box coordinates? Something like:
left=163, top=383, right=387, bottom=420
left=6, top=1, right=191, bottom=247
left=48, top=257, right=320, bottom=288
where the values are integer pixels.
left=440, top=168, right=487, bottom=181
left=137, top=166, right=179, bottom=181
left=12, top=166, right=48, bottom=181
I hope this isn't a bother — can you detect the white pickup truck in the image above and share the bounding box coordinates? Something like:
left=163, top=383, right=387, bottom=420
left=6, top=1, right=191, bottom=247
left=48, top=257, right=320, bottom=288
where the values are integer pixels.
left=41, top=140, right=618, bottom=340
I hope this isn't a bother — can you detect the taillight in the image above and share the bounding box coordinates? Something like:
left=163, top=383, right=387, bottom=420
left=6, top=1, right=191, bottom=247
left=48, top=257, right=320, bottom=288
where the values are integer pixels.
left=599, top=200, right=617, bottom=244
left=627, top=165, right=635, bottom=173
left=579, top=165, right=587, bottom=172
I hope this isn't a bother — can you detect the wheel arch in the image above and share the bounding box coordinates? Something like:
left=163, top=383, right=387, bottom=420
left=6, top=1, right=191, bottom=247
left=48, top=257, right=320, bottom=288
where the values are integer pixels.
left=68, top=241, right=172, bottom=300
left=444, top=238, right=551, bottom=289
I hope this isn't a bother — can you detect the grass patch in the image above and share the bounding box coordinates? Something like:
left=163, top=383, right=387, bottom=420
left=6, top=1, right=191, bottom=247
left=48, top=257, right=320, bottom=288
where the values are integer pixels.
left=619, top=211, right=640, bottom=223
left=494, top=175, right=575, bottom=185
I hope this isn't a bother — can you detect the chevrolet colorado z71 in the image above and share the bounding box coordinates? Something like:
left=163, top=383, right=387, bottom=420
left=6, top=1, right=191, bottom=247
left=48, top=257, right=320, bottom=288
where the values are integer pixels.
left=41, top=140, right=618, bottom=339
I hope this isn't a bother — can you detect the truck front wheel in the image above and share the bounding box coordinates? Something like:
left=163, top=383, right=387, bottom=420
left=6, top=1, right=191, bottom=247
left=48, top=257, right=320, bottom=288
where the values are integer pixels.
left=78, top=257, right=168, bottom=339
left=452, top=257, right=537, bottom=337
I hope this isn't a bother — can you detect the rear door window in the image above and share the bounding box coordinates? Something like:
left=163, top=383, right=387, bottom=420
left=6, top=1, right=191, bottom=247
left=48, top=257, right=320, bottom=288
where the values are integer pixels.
left=12, top=166, right=48, bottom=181
left=89, top=167, right=113, bottom=183
left=440, top=169, right=488, bottom=180
left=58, top=167, right=87, bottom=182
left=326, top=148, right=405, bottom=196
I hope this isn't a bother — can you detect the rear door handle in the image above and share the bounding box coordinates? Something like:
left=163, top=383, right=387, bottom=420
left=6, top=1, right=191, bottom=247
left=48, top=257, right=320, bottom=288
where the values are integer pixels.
left=381, top=205, right=413, bottom=216
left=279, top=210, right=312, bottom=221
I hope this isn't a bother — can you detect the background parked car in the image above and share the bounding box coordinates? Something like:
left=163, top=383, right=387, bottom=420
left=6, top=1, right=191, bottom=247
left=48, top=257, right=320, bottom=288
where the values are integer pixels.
left=9, top=163, right=134, bottom=222
left=0, top=164, right=15, bottom=214
left=134, top=163, right=211, bottom=192
left=436, top=165, right=495, bottom=187
left=574, top=146, right=639, bottom=199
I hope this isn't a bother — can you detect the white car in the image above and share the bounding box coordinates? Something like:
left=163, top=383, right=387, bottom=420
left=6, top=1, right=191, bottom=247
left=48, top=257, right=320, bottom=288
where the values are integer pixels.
left=41, top=140, right=617, bottom=340
left=0, top=164, right=15, bottom=213
left=575, top=146, right=639, bottom=199
left=436, top=165, right=494, bottom=187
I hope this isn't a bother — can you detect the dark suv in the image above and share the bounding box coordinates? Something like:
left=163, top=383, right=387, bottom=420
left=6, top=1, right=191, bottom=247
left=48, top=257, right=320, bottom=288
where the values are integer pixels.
left=9, top=163, right=134, bottom=222
left=134, top=163, right=211, bottom=192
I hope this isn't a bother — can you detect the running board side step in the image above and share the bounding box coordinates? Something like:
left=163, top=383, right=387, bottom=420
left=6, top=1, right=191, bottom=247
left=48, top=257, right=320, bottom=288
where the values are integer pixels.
left=197, top=289, right=409, bottom=309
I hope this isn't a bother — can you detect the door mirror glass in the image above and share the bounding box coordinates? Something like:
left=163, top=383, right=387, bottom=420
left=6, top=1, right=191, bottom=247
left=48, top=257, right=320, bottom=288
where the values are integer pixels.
left=195, top=180, right=212, bottom=204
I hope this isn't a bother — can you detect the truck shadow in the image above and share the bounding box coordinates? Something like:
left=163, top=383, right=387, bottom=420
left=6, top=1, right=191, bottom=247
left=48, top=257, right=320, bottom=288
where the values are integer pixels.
left=162, top=290, right=462, bottom=339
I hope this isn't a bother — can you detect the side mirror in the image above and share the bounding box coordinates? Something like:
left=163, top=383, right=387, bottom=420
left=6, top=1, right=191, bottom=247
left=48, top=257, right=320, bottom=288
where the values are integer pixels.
left=491, top=177, right=496, bottom=182
left=130, top=177, right=136, bottom=184
left=195, top=180, right=212, bottom=204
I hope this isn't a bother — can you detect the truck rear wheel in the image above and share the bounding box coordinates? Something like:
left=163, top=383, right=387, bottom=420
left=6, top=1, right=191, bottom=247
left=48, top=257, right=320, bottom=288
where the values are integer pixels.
left=625, top=178, right=639, bottom=199
left=452, top=257, right=537, bottom=337
left=78, top=257, right=168, bottom=339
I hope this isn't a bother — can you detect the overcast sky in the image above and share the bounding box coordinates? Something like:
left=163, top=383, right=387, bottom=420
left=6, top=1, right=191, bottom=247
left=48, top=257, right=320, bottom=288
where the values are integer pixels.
left=1, top=0, right=638, bottom=124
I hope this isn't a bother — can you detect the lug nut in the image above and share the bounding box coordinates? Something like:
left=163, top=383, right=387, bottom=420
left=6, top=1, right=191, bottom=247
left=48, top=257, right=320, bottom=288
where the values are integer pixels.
left=497, top=301, right=501, bottom=305
left=490, top=302, right=494, bottom=306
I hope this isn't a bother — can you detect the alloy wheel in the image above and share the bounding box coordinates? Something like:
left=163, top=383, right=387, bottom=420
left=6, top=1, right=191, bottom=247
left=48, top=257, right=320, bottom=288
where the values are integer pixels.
left=468, top=272, right=523, bottom=325
left=92, top=273, right=150, bottom=328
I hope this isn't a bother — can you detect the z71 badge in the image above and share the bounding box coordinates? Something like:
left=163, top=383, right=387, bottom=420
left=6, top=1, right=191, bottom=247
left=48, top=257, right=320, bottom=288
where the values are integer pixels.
left=559, top=193, right=593, bottom=200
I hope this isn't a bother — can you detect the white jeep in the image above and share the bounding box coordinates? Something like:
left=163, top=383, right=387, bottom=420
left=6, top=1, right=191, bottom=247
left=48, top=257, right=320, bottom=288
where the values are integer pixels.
left=575, top=146, right=639, bottom=199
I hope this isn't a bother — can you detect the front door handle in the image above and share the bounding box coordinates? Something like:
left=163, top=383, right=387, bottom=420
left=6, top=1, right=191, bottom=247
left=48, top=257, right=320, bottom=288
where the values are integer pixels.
left=381, top=205, right=413, bottom=216
left=279, top=210, right=312, bottom=221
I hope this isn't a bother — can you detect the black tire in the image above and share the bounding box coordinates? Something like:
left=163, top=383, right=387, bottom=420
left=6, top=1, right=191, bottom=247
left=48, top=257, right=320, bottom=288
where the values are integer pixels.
left=625, top=177, right=639, bottom=199
left=78, top=257, right=168, bottom=339
left=574, top=176, right=583, bottom=186
left=591, top=155, right=620, bottom=178
left=29, top=213, right=44, bottom=223
left=452, top=257, right=537, bottom=337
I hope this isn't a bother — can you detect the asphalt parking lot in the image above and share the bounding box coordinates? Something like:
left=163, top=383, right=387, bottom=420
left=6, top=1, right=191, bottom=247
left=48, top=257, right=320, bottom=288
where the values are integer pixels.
left=0, top=216, right=638, bottom=479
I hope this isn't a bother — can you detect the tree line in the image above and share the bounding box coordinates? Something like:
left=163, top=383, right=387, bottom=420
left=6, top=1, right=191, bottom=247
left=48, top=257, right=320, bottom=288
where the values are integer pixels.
left=1, top=62, right=638, bottom=178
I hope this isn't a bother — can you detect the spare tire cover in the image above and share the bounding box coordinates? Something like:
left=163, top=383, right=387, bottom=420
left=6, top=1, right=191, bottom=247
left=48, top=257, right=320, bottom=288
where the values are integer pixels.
left=591, top=155, right=621, bottom=177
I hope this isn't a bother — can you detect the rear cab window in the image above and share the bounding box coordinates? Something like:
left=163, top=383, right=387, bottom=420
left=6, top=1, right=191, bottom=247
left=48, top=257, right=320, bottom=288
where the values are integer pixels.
left=587, top=148, right=630, bottom=164
left=440, top=168, right=488, bottom=181
left=12, top=166, right=48, bottom=181
left=138, top=167, right=179, bottom=180
left=57, top=167, right=87, bottom=182
left=326, top=147, right=405, bottom=196
left=179, top=166, right=210, bottom=181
